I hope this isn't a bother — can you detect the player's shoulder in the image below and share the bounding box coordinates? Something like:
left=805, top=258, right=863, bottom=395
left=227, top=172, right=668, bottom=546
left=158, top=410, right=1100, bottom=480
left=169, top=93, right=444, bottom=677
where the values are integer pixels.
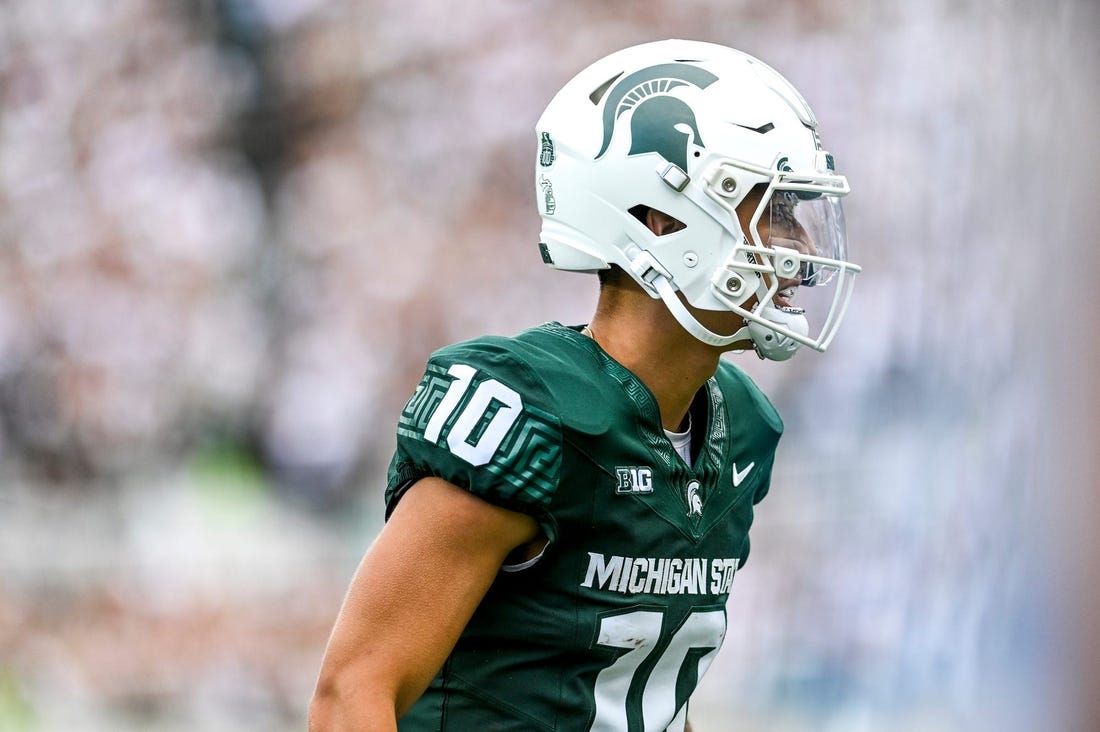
left=427, top=323, right=612, bottom=432
left=430, top=324, right=583, bottom=392
left=712, top=359, right=784, bottom=435
left=432, top=324, right=565, bottom=379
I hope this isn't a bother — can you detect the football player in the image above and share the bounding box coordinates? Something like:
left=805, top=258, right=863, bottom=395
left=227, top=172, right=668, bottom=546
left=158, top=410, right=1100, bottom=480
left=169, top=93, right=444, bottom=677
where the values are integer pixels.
left=310, top=39, right=860, bottom=731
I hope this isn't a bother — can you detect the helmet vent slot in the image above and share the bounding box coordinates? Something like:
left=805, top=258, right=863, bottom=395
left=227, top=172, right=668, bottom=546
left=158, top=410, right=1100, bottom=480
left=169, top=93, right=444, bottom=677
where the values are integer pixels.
left=733, top=121, right=775, bottom=135
left=589, top=72, right=624, bottom=104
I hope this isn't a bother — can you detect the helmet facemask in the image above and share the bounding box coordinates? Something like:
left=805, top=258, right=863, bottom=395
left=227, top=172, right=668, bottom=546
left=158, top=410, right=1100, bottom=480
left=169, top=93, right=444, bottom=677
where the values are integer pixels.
left=694, top=158, right=861, bottom=359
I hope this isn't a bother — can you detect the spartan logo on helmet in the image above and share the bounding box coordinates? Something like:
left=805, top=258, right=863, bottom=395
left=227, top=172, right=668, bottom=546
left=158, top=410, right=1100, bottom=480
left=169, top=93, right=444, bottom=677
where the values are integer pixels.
left=595, top=62, right=719, bottom=172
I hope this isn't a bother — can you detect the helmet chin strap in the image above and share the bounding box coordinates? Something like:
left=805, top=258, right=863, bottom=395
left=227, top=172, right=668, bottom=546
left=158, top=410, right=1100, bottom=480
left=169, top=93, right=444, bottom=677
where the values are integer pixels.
left=625, top=243, right=808, bottom=359
left=651, top=273, right=749, bottom=347
left=651, top=273, right=807, bottom=360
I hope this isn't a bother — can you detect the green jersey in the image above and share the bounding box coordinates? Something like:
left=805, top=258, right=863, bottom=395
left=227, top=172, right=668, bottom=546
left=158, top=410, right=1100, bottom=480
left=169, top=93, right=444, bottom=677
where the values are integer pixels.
left=386, top=323, right=782, bottom=731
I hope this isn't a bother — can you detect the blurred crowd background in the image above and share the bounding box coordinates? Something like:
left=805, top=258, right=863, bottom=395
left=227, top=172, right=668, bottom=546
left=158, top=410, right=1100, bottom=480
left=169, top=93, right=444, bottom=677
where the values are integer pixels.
left=1, top=0, right=1098, bottom=730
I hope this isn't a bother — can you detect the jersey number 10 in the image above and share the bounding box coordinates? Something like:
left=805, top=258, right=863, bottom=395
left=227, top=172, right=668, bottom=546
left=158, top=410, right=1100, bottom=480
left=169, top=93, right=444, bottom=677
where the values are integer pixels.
left=423, top=364, right=523, bottom=466
left=593, top=608, right=727, bottom=731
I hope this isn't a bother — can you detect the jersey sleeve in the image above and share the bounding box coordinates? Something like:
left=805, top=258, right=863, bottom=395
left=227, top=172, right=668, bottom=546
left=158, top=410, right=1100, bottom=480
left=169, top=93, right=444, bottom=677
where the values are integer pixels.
left=385, top=340, right=564, bottom=541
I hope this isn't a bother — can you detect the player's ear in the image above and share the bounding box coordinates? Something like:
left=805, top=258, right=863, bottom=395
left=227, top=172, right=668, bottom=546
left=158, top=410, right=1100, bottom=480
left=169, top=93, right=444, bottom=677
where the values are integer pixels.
left=645, top=208, right=686, bottom=236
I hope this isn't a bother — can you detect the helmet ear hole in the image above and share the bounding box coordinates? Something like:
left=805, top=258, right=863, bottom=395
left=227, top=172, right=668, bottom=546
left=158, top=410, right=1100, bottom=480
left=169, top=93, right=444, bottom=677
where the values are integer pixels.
left=628, top=205, right=686, bottom=236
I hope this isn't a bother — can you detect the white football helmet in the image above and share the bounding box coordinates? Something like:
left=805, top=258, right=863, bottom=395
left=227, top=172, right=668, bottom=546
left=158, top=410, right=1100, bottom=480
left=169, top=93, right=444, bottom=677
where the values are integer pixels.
left=535, top=40, right=861, bottom=360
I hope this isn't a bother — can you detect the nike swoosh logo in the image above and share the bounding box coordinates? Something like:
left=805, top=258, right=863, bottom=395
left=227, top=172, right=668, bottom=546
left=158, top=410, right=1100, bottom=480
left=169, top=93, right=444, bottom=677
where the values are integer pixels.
left=733, top=462, right=755, bottom=487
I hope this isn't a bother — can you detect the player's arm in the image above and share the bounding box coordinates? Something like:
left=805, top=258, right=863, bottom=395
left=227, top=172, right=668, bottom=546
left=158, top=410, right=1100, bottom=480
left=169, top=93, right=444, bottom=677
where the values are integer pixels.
left=308, top=477, right=540, bottom=731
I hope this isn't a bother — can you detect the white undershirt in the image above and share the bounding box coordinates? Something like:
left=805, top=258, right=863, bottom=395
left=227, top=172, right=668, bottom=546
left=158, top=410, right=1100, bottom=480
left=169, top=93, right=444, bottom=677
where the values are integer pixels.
left=665, top=418, right=693, bottom=466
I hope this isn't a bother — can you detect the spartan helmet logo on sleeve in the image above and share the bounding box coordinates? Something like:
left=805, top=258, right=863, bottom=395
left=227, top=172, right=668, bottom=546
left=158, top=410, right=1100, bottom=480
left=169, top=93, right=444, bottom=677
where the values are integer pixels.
left=595, top=63, right=719, bottom=171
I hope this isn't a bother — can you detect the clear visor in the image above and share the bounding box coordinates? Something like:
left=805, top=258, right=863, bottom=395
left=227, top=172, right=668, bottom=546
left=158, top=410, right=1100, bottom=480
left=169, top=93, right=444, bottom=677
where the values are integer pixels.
left=757, top=187, right=848, bottom=289
left=694, top=158, right=860, bottom=352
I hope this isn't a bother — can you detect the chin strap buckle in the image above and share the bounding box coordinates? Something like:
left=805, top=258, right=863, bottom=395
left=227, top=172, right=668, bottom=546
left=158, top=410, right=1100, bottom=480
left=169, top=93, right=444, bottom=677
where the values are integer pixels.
left=624, top=244, right=673, bottom=295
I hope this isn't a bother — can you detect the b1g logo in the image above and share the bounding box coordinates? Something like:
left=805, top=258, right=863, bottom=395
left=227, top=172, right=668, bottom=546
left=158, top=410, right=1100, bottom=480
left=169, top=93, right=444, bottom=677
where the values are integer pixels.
left=615, top=466, right=653, bottom=495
